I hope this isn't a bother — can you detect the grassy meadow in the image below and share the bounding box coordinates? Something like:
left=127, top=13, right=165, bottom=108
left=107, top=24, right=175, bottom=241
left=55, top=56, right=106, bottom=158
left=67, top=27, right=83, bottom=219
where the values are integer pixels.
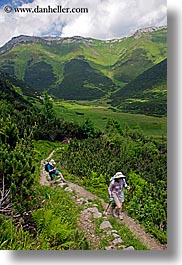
left=53, top=101, right=166, bottom=137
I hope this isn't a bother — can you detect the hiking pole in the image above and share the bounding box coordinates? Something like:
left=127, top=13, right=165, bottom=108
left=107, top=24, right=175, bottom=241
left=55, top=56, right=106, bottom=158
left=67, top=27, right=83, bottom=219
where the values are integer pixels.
left=104, top=201, right=112, bottom=215
left=104, top=202, right=110, bottom=215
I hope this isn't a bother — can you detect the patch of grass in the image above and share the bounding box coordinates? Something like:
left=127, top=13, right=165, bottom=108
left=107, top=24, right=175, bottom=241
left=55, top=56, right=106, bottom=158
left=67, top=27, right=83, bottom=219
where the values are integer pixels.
left=53, top=101, right=166, bottom=137
left=1, top=185, right=90, bottom=250
left=33, top=140, right=62, bottom=161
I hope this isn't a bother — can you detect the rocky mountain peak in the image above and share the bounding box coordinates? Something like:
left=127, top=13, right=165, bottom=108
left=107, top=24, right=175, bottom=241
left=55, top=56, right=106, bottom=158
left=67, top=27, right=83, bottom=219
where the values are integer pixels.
left=133, top=26, right=166, bottom=38
left=0, top=35, right=95, bottom=54
left=0, top=35, right=46, bottom=55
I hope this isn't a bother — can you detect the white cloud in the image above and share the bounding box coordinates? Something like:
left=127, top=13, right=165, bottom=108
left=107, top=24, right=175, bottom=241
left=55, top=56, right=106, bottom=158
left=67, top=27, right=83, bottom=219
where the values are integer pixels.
left=0, top=0, right=167, bottom=46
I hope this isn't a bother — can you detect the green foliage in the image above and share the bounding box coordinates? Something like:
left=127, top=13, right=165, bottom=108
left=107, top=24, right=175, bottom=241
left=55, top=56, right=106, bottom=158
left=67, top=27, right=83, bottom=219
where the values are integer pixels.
left=80, top=119, right=96, bottom=138
left=82, top=171, right=108, bottom=201
left=61, top=126, right=166, bottom=184
left=33, top=140, right=62, bottom=160
left=111, top=59, right=167, bottom=116
left=125, top=172, right=167, bottom=243
left=53, top=101, right=166, bottom=137
left=0, top=71, right=31, bottom=109
left=50, top=58, right=113, bottom=100
left=32, top=208, right=74, bottom=249
left=0, top=70, right=102, bottom=146
left=113, top=48, right=153, bottom=82
left=31, top=186, right=90, bottom=250
left=0, top=215, right=36, bottom=250
left=0, top=117, right=37, bottom=213
left=0, top=187, right=90, bottom=250
left=61, top=125, right=167, bottom=243
left=42, top=92, right=56, bottom=122
left=24, top=61, right=55, bottom=91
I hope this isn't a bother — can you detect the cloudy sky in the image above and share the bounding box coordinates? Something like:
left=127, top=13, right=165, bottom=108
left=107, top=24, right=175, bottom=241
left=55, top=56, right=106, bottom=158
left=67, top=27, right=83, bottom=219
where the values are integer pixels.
left=0, top=0, right=167, bottom=47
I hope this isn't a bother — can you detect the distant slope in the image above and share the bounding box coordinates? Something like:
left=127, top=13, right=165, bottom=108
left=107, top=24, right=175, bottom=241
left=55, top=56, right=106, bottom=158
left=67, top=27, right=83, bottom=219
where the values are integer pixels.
left=0, top=71, right=31, bottom=110
left=50, top=58, right=114, bottom=100
left=112, top=27, right=167, bottom=83
left=111, top=59, right=167, bottom=116
left=0, top=28, right=167, bottom=100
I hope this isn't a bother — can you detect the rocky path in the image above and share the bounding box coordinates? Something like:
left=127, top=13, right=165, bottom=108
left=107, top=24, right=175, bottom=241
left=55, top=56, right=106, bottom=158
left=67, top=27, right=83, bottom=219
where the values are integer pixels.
left=40, top=151, right=167, bottom=250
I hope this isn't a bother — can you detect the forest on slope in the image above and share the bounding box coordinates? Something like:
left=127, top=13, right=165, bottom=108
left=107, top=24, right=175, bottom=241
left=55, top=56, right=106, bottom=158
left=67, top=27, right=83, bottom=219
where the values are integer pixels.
left=111, top=59, right=167, bottom=116
left=0, top=72, right=100, bottom=249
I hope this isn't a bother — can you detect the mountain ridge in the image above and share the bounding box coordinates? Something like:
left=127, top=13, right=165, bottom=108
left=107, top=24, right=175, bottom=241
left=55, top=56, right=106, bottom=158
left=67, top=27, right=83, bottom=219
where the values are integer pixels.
left=0, top=26, right=167, bottom=116
left=0, top=26, right=167, bottom=54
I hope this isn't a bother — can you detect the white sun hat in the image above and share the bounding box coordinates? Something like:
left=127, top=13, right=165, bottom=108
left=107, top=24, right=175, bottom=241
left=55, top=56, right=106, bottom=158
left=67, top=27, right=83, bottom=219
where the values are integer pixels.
left=110, top=172, right=126, bottom=181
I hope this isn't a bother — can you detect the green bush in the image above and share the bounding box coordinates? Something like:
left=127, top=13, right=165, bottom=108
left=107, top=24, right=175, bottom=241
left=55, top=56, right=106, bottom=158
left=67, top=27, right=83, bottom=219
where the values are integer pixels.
left=31, top=186, right=90, bottom=250
left=125, top=172, right=167, bottom=244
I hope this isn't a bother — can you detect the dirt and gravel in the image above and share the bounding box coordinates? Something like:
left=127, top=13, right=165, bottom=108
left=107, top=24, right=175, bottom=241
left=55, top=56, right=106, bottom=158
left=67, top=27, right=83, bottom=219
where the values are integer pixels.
left=40, top=151, right=167, bottom=250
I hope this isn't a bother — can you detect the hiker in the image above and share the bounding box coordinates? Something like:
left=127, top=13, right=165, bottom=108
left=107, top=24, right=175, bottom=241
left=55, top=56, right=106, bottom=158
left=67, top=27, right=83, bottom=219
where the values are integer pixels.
left=45, top=159, right=65, bottom=183
left=108, top=172, right=130, bottom=220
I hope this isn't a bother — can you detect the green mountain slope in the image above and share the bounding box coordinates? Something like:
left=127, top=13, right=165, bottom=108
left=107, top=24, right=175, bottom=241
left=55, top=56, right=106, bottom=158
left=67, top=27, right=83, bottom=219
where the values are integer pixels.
left=50, top=58, right=114, bottom=100
left=112, top=28, right=167, bottom=83
left=111, top=59, right=167, bottom=116
left=0, top=27, right=167, bottom=115
left=0, top=71, right=32, bottom=109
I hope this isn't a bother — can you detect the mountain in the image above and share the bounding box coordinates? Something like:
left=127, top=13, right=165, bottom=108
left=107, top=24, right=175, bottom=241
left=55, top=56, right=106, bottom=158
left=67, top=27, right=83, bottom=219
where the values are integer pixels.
left=0, top=35, right=116, bottom=100
left=112, top=27, right=167, bottom=83
left=0, top=27, right=167, bottom=114
left=111, top=59, right=167, bottom=116
left=49, top=58, right=114, bottom=100
left=0, top=71, right=32, bottom=110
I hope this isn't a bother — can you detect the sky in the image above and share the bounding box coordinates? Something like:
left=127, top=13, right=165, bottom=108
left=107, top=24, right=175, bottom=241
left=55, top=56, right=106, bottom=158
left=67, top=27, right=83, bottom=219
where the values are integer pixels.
left=0, top=0, right=167, bottom=47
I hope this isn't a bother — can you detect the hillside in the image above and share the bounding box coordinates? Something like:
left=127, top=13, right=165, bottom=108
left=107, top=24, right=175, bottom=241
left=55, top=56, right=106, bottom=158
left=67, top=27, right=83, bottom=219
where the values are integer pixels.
left=111, top=59, right=167, bottom=116
left=0, top=71, right=32, bottom=110
left=0, top=48, right=167, bottom=250
left=112, top=27, right=167, bottom=83
left=50, top=58, right=114, bottom=100
left=0, top=27, right=167, bottom=107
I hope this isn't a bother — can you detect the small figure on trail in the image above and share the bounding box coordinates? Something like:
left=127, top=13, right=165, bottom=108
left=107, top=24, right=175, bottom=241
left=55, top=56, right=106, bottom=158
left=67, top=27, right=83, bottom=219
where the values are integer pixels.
left=45, top=159, right=66, bottom=183
left=108, top=172, right=130, bottom=220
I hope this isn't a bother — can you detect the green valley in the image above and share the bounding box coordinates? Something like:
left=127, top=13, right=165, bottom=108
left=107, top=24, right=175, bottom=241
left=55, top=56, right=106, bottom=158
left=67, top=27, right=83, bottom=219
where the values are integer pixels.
left=0, top=27, right=167, bottom=116
left=53, top=101, right=166, bottom=137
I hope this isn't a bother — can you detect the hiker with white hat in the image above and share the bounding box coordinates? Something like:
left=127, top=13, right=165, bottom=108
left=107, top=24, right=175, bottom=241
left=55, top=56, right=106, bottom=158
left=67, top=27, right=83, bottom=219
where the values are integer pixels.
left=108, top=172, right=130, bottom=220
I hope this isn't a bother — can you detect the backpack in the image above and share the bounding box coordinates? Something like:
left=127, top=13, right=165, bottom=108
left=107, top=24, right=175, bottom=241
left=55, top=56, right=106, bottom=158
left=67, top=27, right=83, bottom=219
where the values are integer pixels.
left=44, top=163, right=49, bottom=172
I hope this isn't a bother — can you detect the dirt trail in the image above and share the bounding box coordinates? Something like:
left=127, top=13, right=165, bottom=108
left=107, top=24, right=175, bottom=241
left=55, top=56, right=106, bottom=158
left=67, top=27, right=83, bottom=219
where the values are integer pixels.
left=68, top=182, right=166, bottom=250
left=40, top=151, right=167, bottom=250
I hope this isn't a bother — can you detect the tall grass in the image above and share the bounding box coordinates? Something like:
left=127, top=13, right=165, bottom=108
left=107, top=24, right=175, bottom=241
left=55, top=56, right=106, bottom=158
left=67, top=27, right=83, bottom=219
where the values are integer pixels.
left=54, top=101, right=166, bottom=137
